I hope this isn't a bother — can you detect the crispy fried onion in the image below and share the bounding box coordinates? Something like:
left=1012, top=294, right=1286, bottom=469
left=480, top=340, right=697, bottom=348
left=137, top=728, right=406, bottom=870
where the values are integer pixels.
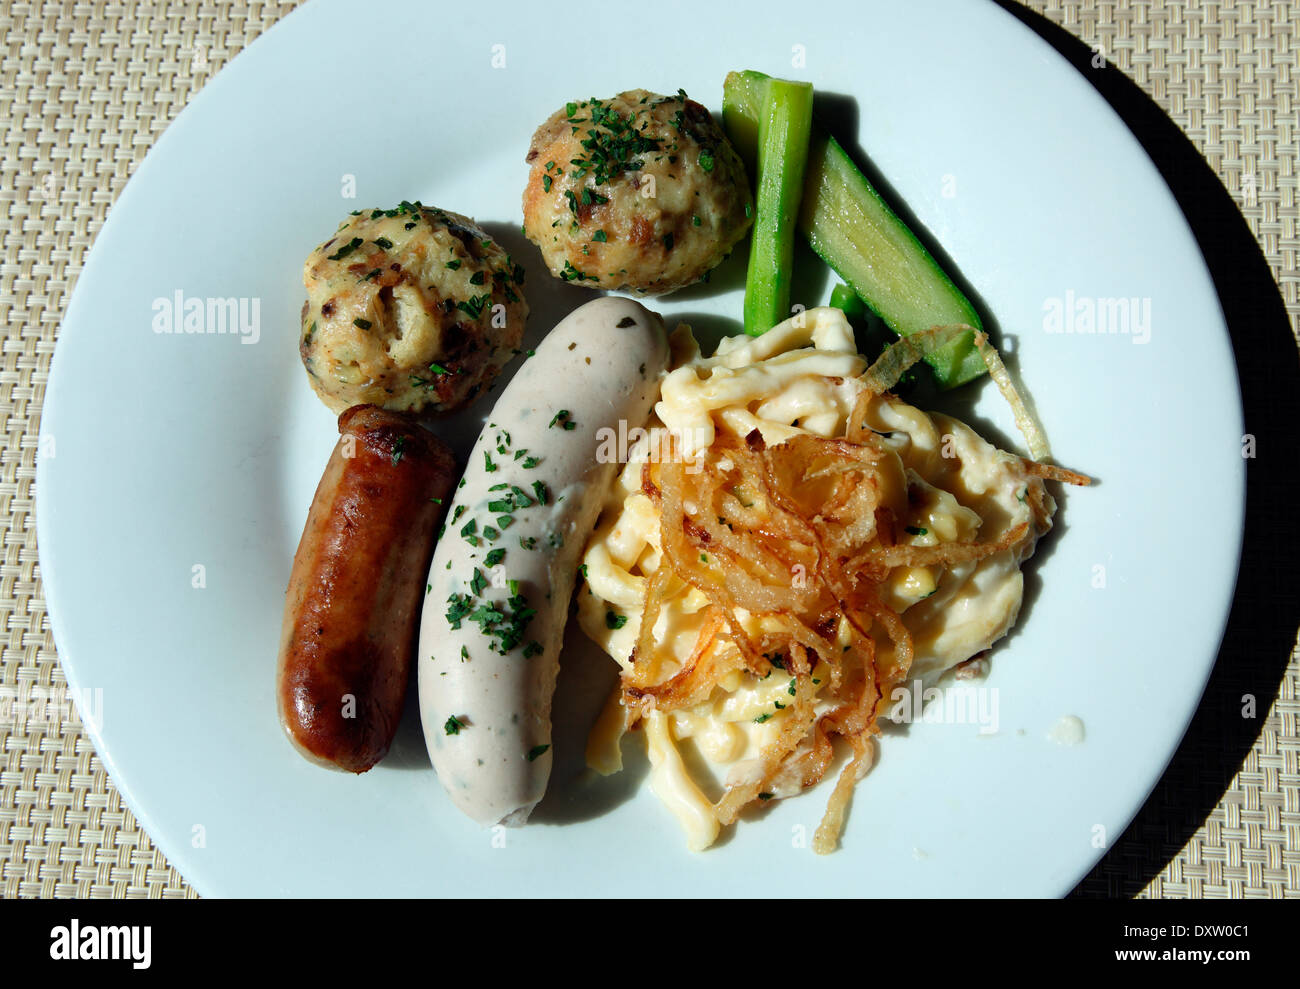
left=867, top=323, right=1052, bottom=462
left=625, top=420, right=1041, bottom=854
left=623, top=329, right=1089, bottom=854
left=860, top=324, right=972, bottom=396
left=868, top=323, right=1092, bottom=475
left=864, top=323, right=1093, bottom=481
left=971, top=329, right=1052, bottom=463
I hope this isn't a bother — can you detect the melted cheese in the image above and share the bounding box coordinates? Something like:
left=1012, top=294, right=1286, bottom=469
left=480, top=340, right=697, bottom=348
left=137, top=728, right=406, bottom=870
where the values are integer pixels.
left=577, top=307, right=1055, bottom=850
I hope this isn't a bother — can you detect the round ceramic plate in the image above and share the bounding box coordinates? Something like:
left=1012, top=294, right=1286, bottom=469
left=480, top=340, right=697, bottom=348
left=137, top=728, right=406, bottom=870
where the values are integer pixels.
left=36, top=0, right=1244, bottom=896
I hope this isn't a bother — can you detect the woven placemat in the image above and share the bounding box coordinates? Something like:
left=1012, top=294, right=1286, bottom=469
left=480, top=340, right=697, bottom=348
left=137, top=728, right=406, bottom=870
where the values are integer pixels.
left=1, top=0, right=1295, bottom=898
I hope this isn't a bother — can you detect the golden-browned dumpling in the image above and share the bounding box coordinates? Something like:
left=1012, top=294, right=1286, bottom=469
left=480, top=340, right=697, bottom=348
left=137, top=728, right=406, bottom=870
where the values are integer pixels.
left=523, top=90, right=752, bottom=296
left=300, top=204, right=527, bottom=414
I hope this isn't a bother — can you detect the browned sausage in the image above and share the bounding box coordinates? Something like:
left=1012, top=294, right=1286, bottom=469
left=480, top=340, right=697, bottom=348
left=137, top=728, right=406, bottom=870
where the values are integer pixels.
left=277, top=404, right=456, bottom=772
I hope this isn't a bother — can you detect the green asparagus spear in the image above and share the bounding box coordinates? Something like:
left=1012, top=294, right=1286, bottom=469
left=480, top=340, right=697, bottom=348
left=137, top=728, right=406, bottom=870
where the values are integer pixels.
left=742, top=77, right=814, bottom=336
left=724, top=69, right=986, bottom=388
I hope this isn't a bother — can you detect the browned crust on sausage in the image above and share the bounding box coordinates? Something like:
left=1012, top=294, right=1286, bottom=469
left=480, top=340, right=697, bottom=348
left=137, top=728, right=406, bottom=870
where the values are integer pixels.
left=277, top=405, right=457, bottom=772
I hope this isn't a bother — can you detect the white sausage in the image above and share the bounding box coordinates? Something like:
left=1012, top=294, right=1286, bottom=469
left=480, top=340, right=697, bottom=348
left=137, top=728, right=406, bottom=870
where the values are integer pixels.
left=418, top=296, right=669, bottom=826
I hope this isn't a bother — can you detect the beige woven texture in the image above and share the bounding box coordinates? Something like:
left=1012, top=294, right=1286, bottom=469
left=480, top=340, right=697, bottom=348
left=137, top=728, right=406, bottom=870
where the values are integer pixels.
left=1, top=0, right=1295, bottom=898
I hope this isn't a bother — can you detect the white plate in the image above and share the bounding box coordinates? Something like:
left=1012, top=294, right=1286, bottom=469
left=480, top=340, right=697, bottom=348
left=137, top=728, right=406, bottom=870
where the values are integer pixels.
left=37, top=0, right=1244, bottom=897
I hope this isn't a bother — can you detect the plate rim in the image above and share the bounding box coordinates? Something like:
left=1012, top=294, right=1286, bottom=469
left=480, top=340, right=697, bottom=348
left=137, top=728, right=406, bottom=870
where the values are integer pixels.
left=34, top=0, right=1248, bottom=898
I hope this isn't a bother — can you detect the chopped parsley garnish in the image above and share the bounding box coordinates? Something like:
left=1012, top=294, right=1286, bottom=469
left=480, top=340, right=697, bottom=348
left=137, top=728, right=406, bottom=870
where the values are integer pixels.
left=456, top=293, right=492, bottom=319
left=560, top=259, right=598, bottom=283
left=373, top=237, right=393, bottom=250
left=531, top=481, right=549, bottom=505
left=428, top=362, right=451, bottom=375
left=592, top=229, right=607, bottom=242
left=522, top=642, right=544, bottom=660
left=445, top=593, right=473, bottom=629
left=495, top=515, right=514, bottom=530
left=526, top=743, right=549, bottom=760
left=754, top=713, right=773, bottom=724
left=452, top=505, right=467, bottom=522
left=519, top=536, right=537, bottom=550
left=905, top=526, right=929, bottom=536
left=484, top=548, right=505, bottom=567
left=410, top=372, right=441, bottom=390
left=484, top=451, right=497, bottom=472
left=542, top=174, right=552, bottom=193
left=470, top=568, right=488, bottom=596
left=326, top=237, right=363, bottom=261
left=482, top=525, right=500, bottom=541
left=563, top=96, right=665, bottom=186
left=470, top=271, right=485, bottom=285
left=444, top=715, right=466, bottom=735
left=460, top=592, right=537, bottom=655
left=446, top=259, right=462, bottom=270
left=605, top=611, right=627, bottom=630
left=698, top=149, right=715, bottom=172
left=549, top=410, right=573, bottom=429
left=353, top=317, right=372, bottom=330
left=390, top=435, right=405, bottom=465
